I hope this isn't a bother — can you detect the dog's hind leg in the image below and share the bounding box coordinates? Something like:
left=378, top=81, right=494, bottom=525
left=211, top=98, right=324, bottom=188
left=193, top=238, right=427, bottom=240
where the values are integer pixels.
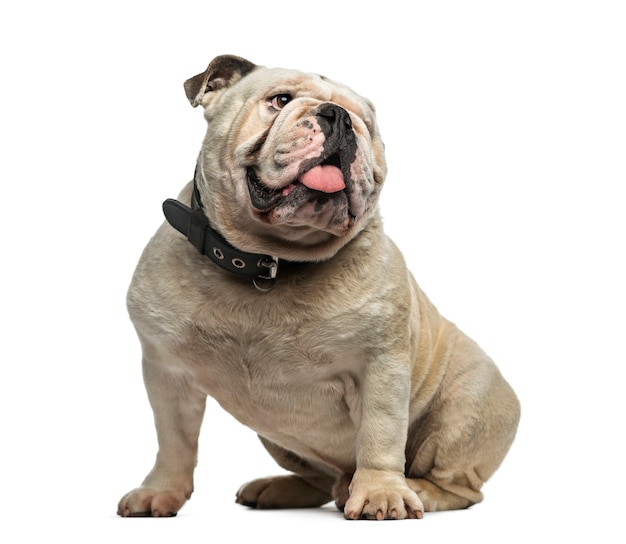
left=236, top=436, right=335, bottom=509
left=404, top=335, right=520, bottom=512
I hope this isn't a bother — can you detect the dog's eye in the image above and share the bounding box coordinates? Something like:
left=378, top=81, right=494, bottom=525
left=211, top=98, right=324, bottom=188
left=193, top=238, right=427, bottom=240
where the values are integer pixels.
left=270, top=94, right=293, bottom=110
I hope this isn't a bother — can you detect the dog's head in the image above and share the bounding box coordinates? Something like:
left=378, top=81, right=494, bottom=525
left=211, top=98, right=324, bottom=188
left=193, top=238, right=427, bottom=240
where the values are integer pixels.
left=185, top=55, right=387, bottom=262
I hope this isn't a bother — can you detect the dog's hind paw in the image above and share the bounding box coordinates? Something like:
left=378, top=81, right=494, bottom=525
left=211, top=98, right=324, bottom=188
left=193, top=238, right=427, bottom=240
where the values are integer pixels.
left=236, top=475, right=332, bottom=509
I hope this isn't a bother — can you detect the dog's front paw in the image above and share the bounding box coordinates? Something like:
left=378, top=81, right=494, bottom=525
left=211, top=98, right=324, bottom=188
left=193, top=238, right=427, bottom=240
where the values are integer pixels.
left=344, top=470, right=424, bottom=520
left=117, top=487, right=187, bottom=517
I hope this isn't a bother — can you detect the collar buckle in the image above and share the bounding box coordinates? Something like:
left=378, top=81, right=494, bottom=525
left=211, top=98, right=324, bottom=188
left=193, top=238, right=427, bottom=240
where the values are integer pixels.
left=258, top=256, right=279, bottom=280
left=253, top=256, right=279, bottom=292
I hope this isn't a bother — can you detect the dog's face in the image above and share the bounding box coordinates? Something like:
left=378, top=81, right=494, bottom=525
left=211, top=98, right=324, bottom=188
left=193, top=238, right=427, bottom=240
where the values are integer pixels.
left=184, top=55, right=387, bottom=262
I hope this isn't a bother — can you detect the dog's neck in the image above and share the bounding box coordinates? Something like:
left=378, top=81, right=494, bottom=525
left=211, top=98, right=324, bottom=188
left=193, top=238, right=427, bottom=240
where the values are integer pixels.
left=162, top=170, right=301, bottom=291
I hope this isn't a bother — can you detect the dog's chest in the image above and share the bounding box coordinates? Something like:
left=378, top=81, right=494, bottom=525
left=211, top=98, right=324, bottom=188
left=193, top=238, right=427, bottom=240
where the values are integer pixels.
left=183, top=293, right=364, bottom=456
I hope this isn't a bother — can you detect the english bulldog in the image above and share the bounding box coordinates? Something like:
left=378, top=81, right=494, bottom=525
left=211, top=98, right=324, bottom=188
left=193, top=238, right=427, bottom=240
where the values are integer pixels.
left=117, top=54, right=520, bottom=520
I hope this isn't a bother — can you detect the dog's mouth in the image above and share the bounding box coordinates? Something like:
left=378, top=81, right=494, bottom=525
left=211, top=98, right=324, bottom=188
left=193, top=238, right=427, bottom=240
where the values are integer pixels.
left=246, top=153, right=350, bottom=213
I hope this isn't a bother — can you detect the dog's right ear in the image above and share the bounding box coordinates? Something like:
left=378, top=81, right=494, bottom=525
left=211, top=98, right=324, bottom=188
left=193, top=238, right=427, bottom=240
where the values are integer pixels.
left=184, top=55, right=257, bottom=108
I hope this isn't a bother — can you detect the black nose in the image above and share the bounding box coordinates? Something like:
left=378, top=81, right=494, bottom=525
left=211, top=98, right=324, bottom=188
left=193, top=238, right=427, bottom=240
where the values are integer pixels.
left=316, top=103, right=353, bottom=134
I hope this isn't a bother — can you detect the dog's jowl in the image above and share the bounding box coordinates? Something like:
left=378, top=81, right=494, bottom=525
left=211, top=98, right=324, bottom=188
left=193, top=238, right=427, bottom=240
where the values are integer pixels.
left=117, top=55, right=520, bottom=520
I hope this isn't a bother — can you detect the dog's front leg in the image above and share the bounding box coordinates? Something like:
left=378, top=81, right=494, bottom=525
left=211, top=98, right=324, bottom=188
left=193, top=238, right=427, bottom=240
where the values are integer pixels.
left=118, top=346, right=206, bottom=517
left=344, top=358, right=423, bottom=520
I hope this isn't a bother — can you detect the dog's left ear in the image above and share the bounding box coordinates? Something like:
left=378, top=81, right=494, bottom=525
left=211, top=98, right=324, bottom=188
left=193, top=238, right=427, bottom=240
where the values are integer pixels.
left=184, top=55, right=257, bottom=107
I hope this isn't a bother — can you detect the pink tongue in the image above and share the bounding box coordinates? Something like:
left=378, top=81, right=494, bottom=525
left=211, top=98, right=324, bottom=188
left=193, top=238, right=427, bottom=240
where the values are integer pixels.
left=299, top=165, right=345, bottom=193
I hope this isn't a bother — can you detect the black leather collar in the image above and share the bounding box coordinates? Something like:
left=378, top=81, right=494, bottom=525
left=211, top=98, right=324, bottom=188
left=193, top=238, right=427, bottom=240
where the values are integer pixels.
left=162, top=172, right=299, bottom=289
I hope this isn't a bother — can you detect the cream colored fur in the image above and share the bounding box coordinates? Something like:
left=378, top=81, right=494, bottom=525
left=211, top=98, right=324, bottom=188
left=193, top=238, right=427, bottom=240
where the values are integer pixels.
left=117, top=55, right=520, bottom=520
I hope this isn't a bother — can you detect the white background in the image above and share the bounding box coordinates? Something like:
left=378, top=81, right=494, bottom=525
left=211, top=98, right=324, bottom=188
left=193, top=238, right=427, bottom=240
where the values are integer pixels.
left=1, top=1, right=624, bottom=542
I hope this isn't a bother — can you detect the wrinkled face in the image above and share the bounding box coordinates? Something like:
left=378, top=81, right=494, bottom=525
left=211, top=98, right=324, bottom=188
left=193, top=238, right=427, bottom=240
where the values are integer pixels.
left=196, top=66, right=387, bottom=261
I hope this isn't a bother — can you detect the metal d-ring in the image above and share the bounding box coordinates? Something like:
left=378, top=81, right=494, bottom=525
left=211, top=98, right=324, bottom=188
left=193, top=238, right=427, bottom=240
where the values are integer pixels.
left=253, top=276, right=276, bottom=292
